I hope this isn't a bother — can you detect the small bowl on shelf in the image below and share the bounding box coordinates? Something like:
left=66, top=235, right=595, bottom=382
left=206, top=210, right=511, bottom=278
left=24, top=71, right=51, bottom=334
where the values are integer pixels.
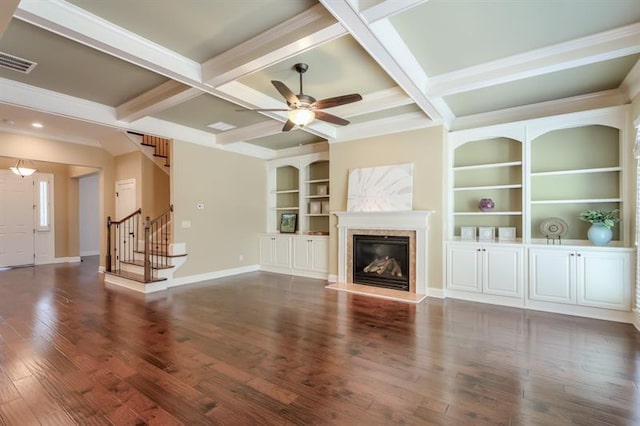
left=478, top=198, right=495, bottom=212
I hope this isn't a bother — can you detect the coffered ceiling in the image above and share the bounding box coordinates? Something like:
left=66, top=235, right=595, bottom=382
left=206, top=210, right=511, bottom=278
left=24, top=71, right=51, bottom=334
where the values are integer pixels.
left=0, top=0, right=638, bottom=159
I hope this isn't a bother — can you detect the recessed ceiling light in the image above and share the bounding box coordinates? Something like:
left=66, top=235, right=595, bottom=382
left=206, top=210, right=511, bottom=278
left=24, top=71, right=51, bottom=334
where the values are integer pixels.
left=31, top=122, right=43, bottom=128
left=207, top=121, right=236, bottom=132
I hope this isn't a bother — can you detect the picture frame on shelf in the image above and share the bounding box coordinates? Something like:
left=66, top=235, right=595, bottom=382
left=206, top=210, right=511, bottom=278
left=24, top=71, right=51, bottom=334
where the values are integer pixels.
left=280, top=213, right=297, bottom=233
left=309, top=201, right=321, bottom=214
left=321, top=200, right=330, bottom=214
left=478, top=226, right=495, bottom=241
left=460, top=226, right=476, bottom=241
left=498, top=227, right=516, bottom=241
left=316, top=184, right=328, bottom=196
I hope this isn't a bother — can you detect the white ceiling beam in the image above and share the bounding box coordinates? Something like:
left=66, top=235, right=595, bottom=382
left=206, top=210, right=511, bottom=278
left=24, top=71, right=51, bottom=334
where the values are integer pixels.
left=215, top=121, right=284, bottom=145
left=328, top=87, right=413, bottom=118
left=202, top=4, right=346, bottom=87
left=320, top=0, right=442, bottom=121
left=428, top=23, right=640, bottom=98
left=116, top=81, right=200, bottom=122
left=333, top=111, right=441, bottom=144
left=358, top=0, right=428, bottom=24
left=0, top=0, right=19, bottom=38
left=15, top=0, right=203, bottom=85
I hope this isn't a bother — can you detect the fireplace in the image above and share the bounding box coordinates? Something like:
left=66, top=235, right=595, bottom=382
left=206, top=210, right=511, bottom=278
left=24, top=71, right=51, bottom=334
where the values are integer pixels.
left=331, top=210, right=433, bottom=302
left=353, top=234, right=410, bottom=291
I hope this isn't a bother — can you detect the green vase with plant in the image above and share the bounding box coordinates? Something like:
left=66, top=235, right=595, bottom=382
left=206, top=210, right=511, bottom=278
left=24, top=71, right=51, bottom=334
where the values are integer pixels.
left=578, top=209, right=620, bottom=246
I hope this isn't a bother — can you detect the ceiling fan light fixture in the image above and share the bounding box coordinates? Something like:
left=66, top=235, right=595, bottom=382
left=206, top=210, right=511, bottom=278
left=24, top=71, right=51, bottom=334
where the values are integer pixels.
left=9, top=159, right=37, bottom=177
left=288, top=108, right=315, bottom=127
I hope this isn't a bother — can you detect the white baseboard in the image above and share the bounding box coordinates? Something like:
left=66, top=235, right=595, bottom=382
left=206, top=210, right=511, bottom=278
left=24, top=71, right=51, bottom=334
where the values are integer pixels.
left=36, top=256, right=82, bottom=265
left=169, top=264, right=260, bottom=288
left=80, top=250, right=100, bottom=256
left=427, top=288, right=446, bottom=299
left=327, top=274, right=338, bottom=283
left=633, top=309, right=640, bottom=333
left=98, top=265, right=105, bottom=273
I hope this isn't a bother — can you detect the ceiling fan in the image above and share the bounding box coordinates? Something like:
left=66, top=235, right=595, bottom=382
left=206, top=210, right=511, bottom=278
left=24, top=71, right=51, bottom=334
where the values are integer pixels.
left=241, top=63, right=363, bottom=132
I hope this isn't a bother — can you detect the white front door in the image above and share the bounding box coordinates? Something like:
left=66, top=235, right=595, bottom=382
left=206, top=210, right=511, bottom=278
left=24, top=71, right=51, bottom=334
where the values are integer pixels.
left=0, top=170, right=35, bottom=267
left=115, top=179, right=136, bottom=220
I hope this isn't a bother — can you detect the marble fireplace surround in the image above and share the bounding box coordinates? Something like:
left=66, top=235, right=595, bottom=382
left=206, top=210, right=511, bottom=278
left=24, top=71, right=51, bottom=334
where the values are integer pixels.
left=330, top=211, right=433, bottom=303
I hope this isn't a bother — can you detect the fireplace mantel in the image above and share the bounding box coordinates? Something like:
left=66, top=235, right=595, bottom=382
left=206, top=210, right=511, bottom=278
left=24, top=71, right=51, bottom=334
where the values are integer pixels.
left=333, top=210, right=434, bottom=302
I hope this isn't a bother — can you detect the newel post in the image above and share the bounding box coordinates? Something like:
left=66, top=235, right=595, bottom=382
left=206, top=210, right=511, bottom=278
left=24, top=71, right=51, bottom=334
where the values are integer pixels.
left=144, top=216, right=151, bottom=282
left=106, top=216, right=112, bottom=272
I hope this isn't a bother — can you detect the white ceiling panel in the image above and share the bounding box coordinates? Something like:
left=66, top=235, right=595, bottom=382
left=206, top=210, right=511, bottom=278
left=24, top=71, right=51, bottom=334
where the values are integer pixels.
left=392, top=0, right=640, bottom=76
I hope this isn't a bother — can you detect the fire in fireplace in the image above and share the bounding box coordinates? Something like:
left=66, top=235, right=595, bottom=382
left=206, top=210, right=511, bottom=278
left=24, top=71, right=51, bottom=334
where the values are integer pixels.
left=352, top=234, right=410, bottom=291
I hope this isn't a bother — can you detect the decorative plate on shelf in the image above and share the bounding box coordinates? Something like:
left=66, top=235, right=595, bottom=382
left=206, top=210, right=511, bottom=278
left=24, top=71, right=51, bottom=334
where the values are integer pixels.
left=539, top=217, right=569, bottom=238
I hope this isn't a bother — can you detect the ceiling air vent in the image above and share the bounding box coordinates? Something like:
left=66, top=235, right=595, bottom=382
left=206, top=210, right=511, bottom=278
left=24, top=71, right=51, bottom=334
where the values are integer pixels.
left=0, top=51, right=37, bottom=74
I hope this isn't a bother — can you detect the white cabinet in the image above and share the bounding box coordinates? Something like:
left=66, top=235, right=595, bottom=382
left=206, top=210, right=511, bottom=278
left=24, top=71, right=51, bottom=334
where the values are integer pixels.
left=528, top=247, right=631, bottom=311
left=293, top=236, right=328, bottom=277
left=447, top=243, right=523, bottom=298
left=259, top=234, right=291, bottom=270
left=529, top=248, right=575, bottom=304
left=260, top=234, right=328, bottom=279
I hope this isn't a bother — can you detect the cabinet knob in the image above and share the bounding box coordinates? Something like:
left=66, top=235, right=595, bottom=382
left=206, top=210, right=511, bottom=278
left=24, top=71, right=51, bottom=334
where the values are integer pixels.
left=577, top=253, right=582, bottom=257
left=570, top=253, right=575, bottom=256
left=482, top=249, right=486, bottom=252
left=477, top=249, right=481, bottom=252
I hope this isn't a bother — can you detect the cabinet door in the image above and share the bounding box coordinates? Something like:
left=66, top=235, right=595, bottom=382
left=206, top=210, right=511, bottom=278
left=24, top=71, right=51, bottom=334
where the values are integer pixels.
left=311, top=238, right=328, bottom=273
left=447, top=244, right=482, bottom=292
left=529, top=248, right=575, bottom=304
left=577, top=251, right=630, bottom=311
left=274, top=236, right=292, bottom=268
left=259, top=235, right=275, bottom=266
left=483, top=246, right=523, bottom=298
left=292, top=237, right=311, bottom=270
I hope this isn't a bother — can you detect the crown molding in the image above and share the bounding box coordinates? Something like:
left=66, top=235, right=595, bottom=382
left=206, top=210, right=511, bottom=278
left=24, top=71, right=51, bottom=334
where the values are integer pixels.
left=451, top=89, right=626, bottom=131
left=0, top=126, right=102, bottom=148
left=428, top=23, right=640, bottom=97
left=620, top=59, right=640, bottom=102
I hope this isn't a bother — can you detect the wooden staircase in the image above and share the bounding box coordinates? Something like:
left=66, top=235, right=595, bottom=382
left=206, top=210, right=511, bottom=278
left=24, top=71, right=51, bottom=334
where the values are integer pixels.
left=104, top=205, right=187, bottom=293
left=126, top=131, right=171, bottom=171
left=140, top=134, right=171, bottom=168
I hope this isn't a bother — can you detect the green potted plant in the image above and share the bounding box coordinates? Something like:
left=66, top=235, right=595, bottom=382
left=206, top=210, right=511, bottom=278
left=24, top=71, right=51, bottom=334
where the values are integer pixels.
left=578, top=209, right=620, bottom=246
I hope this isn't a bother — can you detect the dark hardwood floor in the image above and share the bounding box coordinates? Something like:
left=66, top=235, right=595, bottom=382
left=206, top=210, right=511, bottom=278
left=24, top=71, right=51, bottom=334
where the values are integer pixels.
left=0, top=257, right=638, bottom=425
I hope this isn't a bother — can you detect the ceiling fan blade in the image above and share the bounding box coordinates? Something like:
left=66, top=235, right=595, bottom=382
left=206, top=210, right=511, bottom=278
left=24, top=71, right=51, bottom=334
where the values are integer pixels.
left=314, top=111, right=349, bottom=126
left=312, top=93, right=362, bottom=110
left=235, top=108, right=289, bottom=112
left=282, top=119, right=296, bottom=132
left=272, top=80, right=300, bottom=106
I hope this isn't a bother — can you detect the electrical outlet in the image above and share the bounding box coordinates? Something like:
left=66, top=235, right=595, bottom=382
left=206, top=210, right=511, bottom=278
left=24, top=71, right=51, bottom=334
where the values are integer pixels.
left=181, top=220, right=191, bottom=228
left=196, top=203, right=205, bottom=210
left=239, top=254, right=244, bottom=262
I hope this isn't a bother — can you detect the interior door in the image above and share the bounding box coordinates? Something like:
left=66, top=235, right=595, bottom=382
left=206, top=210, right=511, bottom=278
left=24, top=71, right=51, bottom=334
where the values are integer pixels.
left=115, top=179, right=136, bottom=220
left=0, top=170, right=35, bottom=267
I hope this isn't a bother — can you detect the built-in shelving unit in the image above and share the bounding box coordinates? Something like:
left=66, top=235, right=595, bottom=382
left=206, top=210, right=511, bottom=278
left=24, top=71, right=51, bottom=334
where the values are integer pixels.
left=266, top=152, right=329, bottom=235
left=304, top=161, right=330, bottom=234
left=529, top=124, right=622, bottom=242
left=445, top=106, right=634, bottom=324
left=451, top=137, right=524, bottom=237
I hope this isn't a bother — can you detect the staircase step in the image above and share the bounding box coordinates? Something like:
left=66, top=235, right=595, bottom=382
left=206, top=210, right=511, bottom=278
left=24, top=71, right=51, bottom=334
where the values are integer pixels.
left=134, top=250, right=187, bottom=258
left=106, top=270, right=166, bottom=283
left=121, top=259, right=174, bottom=270
left=153, top=153, right=168, bottom=159
left=141, top=142, right=156, bottom=147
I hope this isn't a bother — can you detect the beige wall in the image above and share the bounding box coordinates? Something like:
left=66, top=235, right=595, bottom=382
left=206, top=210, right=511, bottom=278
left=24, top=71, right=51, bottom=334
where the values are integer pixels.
left=171, top=142, right=266, bottom=277
left=114, top=151, right=170, bottom=219
left=141, top=154, right=170, bottom=219
left=329, top=126, right=447, bottom=289
left=0, top=133, right=115, bottom=264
